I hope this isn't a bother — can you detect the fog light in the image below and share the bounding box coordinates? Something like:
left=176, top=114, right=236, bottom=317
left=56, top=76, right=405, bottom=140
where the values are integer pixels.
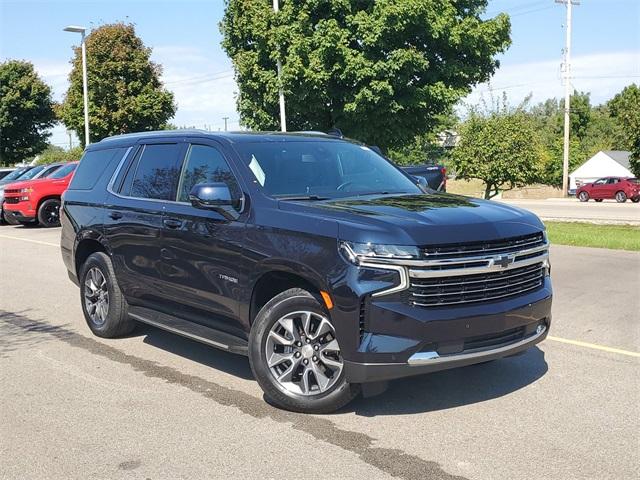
left=536, top=324, right=545, bottom=335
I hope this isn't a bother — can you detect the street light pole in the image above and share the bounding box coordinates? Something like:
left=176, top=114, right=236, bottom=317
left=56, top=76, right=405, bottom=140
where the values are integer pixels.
left=64, top=25, right=90, bottom=145
left=273, top=0, right=287, bottom=132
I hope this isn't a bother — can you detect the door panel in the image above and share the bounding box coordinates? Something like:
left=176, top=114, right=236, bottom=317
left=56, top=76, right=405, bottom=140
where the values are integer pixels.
left=159, top=141, right=249, bottom=337
left=104, top=141, right=186, bottom=308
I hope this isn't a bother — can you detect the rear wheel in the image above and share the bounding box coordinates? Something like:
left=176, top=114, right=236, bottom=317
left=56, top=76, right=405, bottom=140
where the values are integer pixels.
left=249, top=288, right=360, bottom=413
left=37, top=198, right=61, bottom=227
left=615, top=191, right=627, bottom=203
left=578, top=191, right=589, bottom=202
left=79, top=252, right=135, bottom=338
left=632, top=198, right=640, bottom=203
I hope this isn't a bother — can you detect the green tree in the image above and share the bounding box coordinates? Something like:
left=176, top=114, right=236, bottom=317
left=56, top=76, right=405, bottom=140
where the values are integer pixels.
left=387, top=110, right=458, bottom=166
left=221, top=0, right=510, bottom=149
left=0, top=60, right=56, bottom=165
left=59, top=23, right=176, bottom=145
left=451, top=100, right=544, bottom=199
left=33, top=144, right=84, bottom=165
left=608, top=84, right=640, bottom=176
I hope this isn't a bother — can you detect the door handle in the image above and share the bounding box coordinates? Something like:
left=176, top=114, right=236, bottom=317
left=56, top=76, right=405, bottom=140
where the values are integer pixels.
left=108, top=211, right=123, bottom=220
left=163, top=218, right=183, bottom=229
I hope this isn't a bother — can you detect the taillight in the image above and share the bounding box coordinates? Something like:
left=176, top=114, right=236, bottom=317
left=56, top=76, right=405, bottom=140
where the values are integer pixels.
left=441, top=167, right=447, bottom=188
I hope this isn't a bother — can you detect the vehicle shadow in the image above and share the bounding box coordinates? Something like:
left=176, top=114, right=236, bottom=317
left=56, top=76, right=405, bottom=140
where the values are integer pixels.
left=347, top=347, right=548, bottom=416
left=130, top=323, right=254, bottom=381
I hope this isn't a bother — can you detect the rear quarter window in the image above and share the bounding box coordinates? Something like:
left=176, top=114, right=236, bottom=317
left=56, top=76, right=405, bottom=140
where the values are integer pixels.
left=69, top=147, right=127, bottom=190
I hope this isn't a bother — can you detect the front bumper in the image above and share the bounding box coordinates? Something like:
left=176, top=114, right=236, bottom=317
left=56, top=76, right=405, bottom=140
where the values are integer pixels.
left=345, top=321, right=548, bottom=383
left=3, top=209, right=36, bottom=223
left=342, top=278, right=552, bottom=383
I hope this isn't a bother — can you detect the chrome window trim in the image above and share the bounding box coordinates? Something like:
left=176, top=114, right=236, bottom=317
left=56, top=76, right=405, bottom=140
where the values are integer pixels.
left=106, top=143, right=246, bottom=214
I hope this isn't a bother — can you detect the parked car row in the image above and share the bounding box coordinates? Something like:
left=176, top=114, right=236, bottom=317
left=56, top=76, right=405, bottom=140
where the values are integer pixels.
left=0, top=161, right=78, bottom=227
left=576, top=176, right=640, bottom=203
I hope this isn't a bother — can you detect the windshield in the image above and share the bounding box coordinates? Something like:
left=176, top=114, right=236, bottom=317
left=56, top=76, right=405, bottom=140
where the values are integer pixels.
left=2, top=167, right=31, bottom=181
left=18, top=165, right=46, bottom=180
left=49, top=163, right=77, bottom=179
left=628, top=178, right=639, bottom=184
left=234, top=140, right=420, bottom=199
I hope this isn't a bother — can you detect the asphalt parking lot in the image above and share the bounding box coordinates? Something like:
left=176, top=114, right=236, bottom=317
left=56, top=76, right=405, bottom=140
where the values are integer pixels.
left=1, top=226, right=638, bottom=480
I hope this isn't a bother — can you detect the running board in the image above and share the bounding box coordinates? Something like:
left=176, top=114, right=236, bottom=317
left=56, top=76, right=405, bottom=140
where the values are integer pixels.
left=128, top=306, right=248, bottom=356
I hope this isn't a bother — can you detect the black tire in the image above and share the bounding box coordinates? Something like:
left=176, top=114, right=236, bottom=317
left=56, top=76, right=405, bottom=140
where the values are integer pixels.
left=615, top=191, right=627, bottom=203
left=248, top=288, right=360, bottom=413
left=578, top=191, right=589, bottom=202
left=632, top=198, right=640, bottom=203
left=37, top=198, right=61, bottom=227
left=79, top=252, right=135, bottom=338
left=595, top=199, right=603, bottom=202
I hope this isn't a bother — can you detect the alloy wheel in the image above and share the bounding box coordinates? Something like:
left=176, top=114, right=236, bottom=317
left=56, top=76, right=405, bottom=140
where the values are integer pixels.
left=265, top=311, right=343, bottom=396
left=42, top=202, right=60, bottom=226
left=84, top=267, right=109, bottom=326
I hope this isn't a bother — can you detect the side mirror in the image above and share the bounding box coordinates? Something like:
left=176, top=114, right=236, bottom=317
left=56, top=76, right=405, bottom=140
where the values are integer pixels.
left=189, top=183, right=241, bottom=219
left=413, top=175, right=429, bottom=191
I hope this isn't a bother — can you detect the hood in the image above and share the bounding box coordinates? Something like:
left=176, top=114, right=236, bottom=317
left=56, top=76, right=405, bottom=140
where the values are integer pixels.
left=1, top=178, right=50, bottom=191
left=278, top=193, right=544, bottom=245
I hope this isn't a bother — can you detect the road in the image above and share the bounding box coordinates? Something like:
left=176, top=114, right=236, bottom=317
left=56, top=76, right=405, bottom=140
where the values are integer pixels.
left=1, top=226, right=639, bottom=480
left=499, top=198, right=640, bottom=225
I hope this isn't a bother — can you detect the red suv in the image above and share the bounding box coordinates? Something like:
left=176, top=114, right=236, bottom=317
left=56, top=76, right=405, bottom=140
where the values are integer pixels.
left=576, top=177, right=640, bottom=203
left=3, top=162, right=78, bottom=227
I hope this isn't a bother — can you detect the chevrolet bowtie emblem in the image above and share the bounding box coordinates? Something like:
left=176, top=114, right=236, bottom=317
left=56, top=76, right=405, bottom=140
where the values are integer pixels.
left=494, top=254, right=516, bottom=268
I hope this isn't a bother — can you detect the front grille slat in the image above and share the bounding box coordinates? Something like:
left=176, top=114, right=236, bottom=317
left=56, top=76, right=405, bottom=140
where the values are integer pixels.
left=409, top=232, right=547, bottom=308
left=411, top=271, right=544, bottom=298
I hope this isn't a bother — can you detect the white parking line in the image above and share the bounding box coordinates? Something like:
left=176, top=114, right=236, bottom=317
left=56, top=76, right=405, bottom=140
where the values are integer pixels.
left=548, top=336, right=640, bottom=358
left=0, top=234, right=59, bottom=247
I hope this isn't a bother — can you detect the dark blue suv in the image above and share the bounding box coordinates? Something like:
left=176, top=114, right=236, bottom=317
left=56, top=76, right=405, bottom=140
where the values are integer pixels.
left=61, top=130, right=552, bottom=413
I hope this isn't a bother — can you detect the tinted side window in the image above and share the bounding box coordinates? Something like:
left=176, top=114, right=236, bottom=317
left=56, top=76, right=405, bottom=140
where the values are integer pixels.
left=177, top=144, right=240, bottom=202
left=122, top=144, right=182, bottom=200
left=70, top=148, right=126, bottom=190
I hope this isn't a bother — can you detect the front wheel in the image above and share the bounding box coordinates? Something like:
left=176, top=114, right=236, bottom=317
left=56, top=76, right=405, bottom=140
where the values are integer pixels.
left=37, top=198, right=61, bottom=227
left=249, top=288, right=360, bottom=413
left=578, top=191, right=589, bottom=202
left=632, top=197, right=640, bottom=203
left=615, top=191, right=627, bottom=203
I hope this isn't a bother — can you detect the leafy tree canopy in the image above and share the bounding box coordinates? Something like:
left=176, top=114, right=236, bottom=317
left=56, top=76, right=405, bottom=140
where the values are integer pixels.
left=33, top=144, right=84, bottom=165
left=221, top=0, right=511, bottom=150
left=451, top=97, right=544, bottom=198
left=0, top=60, right=56, bottom=165
left=607, top=83, right=640, bottom=176
left=59, top=23, right=176, bottom=146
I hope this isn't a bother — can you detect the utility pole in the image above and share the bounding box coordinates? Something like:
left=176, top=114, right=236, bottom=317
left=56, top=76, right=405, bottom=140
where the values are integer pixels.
left=222, top=117, right=229, bottom=131
left=556, top=0, right=579, bottom=196
left=273, top=0, right=287, bottom=131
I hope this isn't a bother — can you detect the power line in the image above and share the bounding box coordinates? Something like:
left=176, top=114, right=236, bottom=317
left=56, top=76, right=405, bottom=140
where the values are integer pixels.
left=164, top=70, right=234, bottom=86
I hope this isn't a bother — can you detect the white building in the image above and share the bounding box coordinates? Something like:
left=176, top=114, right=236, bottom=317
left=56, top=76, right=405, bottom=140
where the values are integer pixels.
left=569, top=150, right=633, bottom=191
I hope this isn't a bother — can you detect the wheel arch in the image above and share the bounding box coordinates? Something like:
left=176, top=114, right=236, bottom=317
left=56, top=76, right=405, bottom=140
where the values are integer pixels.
left=74, top=233, right=111, bottom=279
left=36, top=195, right=62, bottom=211
left=249, top=269, right=326, bottom=326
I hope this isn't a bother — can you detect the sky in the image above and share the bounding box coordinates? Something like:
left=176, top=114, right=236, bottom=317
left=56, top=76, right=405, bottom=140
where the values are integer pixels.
left=1, top=0, right=639, bottom=148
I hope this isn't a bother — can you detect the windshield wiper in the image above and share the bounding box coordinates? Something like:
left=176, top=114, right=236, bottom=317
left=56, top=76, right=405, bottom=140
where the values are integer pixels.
left=276, top=195, right=330, bottom=201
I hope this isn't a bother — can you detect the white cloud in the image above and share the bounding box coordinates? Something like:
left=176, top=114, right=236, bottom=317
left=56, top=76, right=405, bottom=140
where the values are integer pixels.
left=463, top=50, right=640, bottom=109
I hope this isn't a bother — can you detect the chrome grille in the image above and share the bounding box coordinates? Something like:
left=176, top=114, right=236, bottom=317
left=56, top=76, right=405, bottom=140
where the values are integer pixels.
left=407, top=232, right=549, bottom=307
left=410, top=262, right=545, bottom=307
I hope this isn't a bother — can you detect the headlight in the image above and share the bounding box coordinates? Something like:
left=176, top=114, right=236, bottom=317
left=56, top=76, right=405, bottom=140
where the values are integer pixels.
left=339, top=241, right=419, bottom=265
left=20, top=187, right=33, bottom=193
